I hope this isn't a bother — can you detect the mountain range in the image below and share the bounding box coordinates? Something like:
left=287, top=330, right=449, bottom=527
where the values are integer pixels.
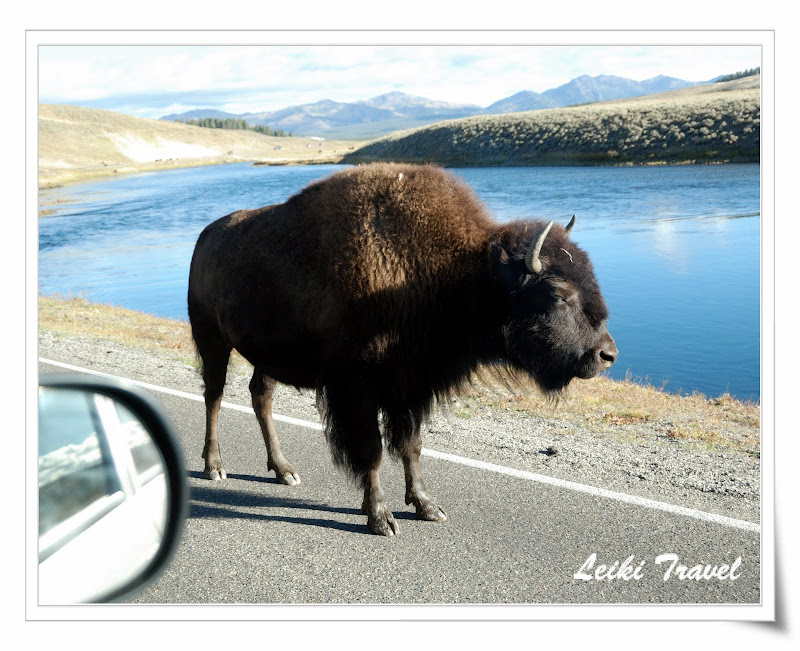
left=160, top=74, right=704, bottom=140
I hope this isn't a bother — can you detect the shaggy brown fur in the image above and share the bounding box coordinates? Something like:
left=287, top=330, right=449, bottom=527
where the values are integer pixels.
left=188, top=163, right=616, bottom=536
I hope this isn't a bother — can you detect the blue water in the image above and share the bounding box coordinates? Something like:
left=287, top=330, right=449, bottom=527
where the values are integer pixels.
left=38, top=162, right=761, bottom=401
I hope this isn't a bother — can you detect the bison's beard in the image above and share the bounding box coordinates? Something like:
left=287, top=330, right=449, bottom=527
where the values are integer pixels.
left=501, top=326, right=593, bottom=398
left=469, top=358, right=572, bottom=404
left=526, top=347, right=611, bottom=396
left=527, top=364, right=576, bottom=396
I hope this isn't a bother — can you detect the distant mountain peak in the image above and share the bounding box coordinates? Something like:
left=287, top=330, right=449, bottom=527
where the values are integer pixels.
left=158, top=72, right=706, bottom=139
left=359, top=91, right=427, bottom=107
left=370, top=90, right=414, bottom=99
left=360, top=91, right=480, bottom=112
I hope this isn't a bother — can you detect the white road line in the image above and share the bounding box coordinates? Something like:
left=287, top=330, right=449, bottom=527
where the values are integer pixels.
left=38, top=357, right=323, bottom=431
left=39, top=357, right=760, bottom=533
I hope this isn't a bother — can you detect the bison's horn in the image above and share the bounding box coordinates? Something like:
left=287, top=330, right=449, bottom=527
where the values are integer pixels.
left=565, top=214, right=576, bottom=236
left=525, top=220, right=554, bottom=274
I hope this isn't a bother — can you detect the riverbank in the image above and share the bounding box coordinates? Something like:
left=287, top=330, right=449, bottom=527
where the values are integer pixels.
left=38, top=104, right=365, bottom=189
left=38, top=295, right=760, bottom=522
left=39, top=155, right=353, bottom=190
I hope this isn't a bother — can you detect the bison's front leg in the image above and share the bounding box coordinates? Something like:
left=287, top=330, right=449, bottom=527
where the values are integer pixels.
left=392, top=411, right=447, bottom=522
left=361, top=468, right=398, bottom=537
left=324, top=382, right=398, bottom=536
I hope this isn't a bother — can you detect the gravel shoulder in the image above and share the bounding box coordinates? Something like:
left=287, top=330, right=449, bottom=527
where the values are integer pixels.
left=38, top=329, right=761, bottom=525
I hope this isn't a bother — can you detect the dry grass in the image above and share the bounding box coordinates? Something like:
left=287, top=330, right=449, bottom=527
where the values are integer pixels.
left=457, top=370, right=760, bottom=455
left=37, top=294, right=256, bottom=371
left=39, top=104, right=366, bottom=188
left=39, top=294, right=195, bottom=359
left=38, top=295, right=760, bottom=456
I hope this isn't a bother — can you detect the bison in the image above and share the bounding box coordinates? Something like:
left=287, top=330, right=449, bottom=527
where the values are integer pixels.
left=188, top=163, right=617, bottom=536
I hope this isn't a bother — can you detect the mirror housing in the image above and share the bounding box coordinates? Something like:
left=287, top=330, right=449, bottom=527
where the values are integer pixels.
left=38, top=374, right=187, bottom=604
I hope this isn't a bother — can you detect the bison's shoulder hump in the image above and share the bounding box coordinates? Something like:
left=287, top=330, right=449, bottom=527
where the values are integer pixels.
left=292, top=163, right=494, bottom=234
left=280, top=164, right=495, bottom=296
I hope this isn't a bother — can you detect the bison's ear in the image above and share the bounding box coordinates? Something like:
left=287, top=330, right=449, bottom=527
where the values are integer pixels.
left=490, top=243, right=522, bottom=287
left=496, top=246, right=510, bottom=265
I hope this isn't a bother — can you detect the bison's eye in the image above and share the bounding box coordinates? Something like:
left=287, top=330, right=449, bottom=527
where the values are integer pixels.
left=585, top=311, right=602, bottom=327
left=554, top=292, right=577, bottom=308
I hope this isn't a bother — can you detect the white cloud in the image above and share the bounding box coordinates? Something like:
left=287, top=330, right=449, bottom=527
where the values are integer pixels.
left=38, top=44, right=762, bottom=118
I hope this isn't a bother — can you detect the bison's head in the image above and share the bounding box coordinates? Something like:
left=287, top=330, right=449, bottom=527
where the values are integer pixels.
left=490, top=216, right=617, bottom=394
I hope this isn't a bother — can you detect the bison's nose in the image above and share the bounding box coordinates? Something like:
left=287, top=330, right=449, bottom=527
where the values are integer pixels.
left=597, top=337, right=618, bottom=368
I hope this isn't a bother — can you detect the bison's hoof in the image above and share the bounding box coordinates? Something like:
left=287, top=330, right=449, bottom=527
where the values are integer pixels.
left=269, top=459, right=301, bottom=486
left=416, top=501, right=447, bottom=522
left=367, top=506, right=399, bottom=537
left=278, top=471, right=301, bottom=486
left=406, top=492, right=447, bottom=522
left=267, top=459, right=300, bottom=486
left=205, top=468, right=227, bottom=481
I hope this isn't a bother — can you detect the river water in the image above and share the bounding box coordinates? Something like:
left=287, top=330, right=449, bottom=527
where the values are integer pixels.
left=38, top=162, right=761, bottom=400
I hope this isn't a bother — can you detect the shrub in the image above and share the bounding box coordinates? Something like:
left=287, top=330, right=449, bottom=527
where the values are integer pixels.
left=344, top=85, right=760, bottom=167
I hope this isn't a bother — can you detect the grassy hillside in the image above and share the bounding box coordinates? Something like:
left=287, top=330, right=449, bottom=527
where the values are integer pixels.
left=343, top=76, right=760, bottom=167
left=39, top=104, right=365, bottom=187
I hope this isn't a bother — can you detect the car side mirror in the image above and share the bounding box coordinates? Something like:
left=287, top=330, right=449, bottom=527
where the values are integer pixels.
left=38, top=374, right=187, bottom=604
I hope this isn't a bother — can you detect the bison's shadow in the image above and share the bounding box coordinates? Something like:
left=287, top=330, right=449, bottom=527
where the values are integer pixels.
left=186, top=471, right=418, bottom=535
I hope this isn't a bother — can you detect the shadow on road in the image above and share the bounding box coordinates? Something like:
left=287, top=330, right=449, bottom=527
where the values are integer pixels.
left=187, top=470, right=285, bottom=485
left=187, top=474, right=419, bottom=536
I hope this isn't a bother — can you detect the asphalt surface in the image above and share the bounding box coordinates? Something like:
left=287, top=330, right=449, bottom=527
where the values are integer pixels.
left=39, top=360, right=761, bottom=606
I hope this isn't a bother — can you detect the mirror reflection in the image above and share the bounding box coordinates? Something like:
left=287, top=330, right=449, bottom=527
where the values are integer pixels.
left=38, top=387, right=169, bottom=604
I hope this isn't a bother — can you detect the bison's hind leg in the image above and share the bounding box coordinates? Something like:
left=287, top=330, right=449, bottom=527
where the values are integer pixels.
left=189, top=300, right=232, bottom=481
left=198, top=340, right=232, bottom=481
left=250, top=368, right=301, bottom=485
left=384, top=407, right=447, bottom=523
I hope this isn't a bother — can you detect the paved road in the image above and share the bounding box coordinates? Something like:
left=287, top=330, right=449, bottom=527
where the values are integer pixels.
left=39, top=360, right=761, bottom=606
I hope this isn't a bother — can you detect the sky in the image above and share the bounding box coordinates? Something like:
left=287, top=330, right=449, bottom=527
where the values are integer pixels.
left=38, top=43, right=762, bottom=119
